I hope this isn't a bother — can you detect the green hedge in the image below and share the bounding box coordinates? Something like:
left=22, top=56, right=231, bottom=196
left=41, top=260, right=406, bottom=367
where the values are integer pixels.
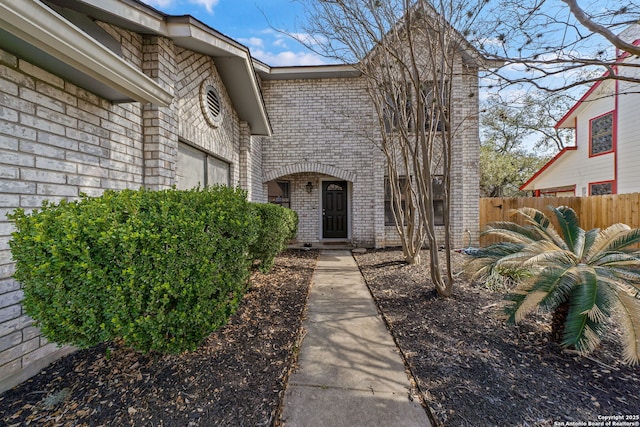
left=8, top=187, right=259, bottom=353
left=249, top=203, right=298, bottom=273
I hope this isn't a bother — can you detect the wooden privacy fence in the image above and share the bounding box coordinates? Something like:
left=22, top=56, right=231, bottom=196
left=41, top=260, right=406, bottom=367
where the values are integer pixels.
left=479, top=193, right=640, bottom=246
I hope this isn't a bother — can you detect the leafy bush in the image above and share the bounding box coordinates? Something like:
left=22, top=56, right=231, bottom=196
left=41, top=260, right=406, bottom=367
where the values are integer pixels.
left=249, top=203, right=298, bottom=273
left=9, top=187, right=259, bottom=353
left=467, top=206, right=640, bottom=364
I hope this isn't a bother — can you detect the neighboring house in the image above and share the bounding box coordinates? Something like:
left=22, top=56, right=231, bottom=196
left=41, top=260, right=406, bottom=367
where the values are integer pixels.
left=0, top=0, right=485, bottom=391
left=520, top=27, right=640, bottom=197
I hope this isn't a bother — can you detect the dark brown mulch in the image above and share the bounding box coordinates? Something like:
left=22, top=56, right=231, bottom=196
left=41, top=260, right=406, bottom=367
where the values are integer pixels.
left=0, top=249, right=318, bottom=427
left=354, top=249, right=640, bottom=427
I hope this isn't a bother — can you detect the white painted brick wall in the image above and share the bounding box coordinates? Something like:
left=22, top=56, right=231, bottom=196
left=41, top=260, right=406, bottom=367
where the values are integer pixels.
left=175, top=47, right=241, bottom=186
left=0, top=13, right=481, bottom=392
left=0, top=26, right=248, bottom=391
left=261, top=77, right=383, bottom=246
left=261, top=63, right=480, bottom=248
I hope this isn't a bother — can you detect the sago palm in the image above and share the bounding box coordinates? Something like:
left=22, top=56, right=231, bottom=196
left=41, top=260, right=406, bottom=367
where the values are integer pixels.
left=469, top=205, right=640, bottom=365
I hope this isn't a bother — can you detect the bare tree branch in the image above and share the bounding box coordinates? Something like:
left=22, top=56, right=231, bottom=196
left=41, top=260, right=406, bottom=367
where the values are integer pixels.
left=560, top=0, right=640, bottom=56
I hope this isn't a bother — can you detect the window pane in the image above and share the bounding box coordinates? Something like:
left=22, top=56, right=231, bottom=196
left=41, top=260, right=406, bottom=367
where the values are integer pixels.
left=383, top=84, right=411, bottom=133
left=177, top=143, right=206, bottom=190
left=591, top=113, right=613, bottom=155
left=432, top=176, right=444, bottom=226
left=433, top=200, right=444, bottom=226
left=268, top=180, right=290, bottom=208
left=385, top=176, right=409, bottom=225
left=178, top=142, right=230, bottom=189
left=207, top=156, right=230, bottom=186
left=590, top=182, right=613, bottom=196
left=384, top=200, right=394, bottom=225
left=421, top=82, right=447, bottom=132
left=432, top=175, right=444, bottom=198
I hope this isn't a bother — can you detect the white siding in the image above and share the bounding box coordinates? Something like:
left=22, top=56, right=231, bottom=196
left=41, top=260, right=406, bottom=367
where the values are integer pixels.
left=528, top=81, right=615, bottom=194
left=527, top=35, right=640, bottom=197
left=615, top=52, right=640, bottom=194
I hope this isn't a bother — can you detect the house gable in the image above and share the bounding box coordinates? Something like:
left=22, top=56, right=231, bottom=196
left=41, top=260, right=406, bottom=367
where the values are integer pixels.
left=521, top=67, right=618, bottom=195
left=523, top=30, right=640, bottom=197
left=0, top=0, right=484, bottom=393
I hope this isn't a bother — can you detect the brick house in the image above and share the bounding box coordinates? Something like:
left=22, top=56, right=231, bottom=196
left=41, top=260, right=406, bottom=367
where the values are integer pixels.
left=0, top=0, right=484, bottom=391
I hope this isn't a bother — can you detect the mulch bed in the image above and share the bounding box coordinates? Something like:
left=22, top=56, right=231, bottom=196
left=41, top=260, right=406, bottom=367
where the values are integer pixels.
left=354, top=249, right=640, bottom=427
left=3, top=247, right=639, bottom=426
left=0, top=249, right=319, bottom=427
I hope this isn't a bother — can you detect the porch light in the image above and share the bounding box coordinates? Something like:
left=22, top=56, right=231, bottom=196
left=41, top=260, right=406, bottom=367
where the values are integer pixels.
left=305, top=181, right=313, bottom=193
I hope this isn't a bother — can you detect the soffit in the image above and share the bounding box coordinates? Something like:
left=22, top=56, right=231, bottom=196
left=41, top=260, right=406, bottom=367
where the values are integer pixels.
left=0, top=0, right=172, bottom=106
left=257, top=64, right=361, bottom=81
left=45, top=0, right=272, bottom=136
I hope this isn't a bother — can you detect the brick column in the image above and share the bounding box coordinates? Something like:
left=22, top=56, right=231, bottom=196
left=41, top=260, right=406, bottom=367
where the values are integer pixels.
left=142, top=36, right=178, bottom=190
left=457, top=65, right=480, bottom=247
left=239, top=121, right=251, bottom=197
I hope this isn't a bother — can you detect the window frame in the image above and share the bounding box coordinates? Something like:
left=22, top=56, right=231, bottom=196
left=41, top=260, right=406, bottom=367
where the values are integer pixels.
left=382, top=83, right=411, bottom=133
left=176, top=141, right=230, bottom=190
left=589, top=111, right=614, bottom=157
left=268, top=180, right=291, bottom=209
left=589, top=180, right=615, bottom=196
left=384, top=176, right=409, bottom=226
left=383, top=175, right=445, bottom=226
left=419, top=82, right=448, bottom=133
left=382, top=81, right=448, bottom=134
left=432, top=175, right=445, bottom=226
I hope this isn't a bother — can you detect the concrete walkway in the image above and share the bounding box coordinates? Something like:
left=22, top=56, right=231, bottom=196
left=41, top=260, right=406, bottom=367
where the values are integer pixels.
left=279, top=250, right=431, bottom=427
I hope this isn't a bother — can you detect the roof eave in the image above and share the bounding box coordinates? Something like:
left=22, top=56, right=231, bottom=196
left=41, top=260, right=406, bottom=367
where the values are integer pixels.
left=0, top=0, right=173, bottom=106
left=166, top=17, right=272, bottom=136
left=258, top=64, right=361, bottom=80
left=519, top=146, right=577, bottom=191
left=2, top=0, right=271, bottom=135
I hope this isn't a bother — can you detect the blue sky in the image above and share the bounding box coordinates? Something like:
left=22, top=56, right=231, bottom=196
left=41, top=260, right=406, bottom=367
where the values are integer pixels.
left=140, top=0, right=327, bottom=66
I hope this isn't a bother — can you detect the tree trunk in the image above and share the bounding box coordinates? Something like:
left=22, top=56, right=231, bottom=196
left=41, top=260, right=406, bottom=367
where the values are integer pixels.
left=550, top=301, right=570, bottom=344
left=404, top=252, right=421, bottom=265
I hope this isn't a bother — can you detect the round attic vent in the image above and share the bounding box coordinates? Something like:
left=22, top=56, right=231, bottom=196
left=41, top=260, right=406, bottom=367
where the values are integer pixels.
left=201, top=84, right=222, bottom=127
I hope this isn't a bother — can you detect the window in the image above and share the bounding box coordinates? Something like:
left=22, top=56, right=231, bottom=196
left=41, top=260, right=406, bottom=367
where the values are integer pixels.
left=384, top=176, right=409, bottom=226
left=383, top=81, right=447, bottom=134
left=383, top=84, right=411, bottom=133
left=268, top=181, right=290, bottom=208
left=432, top=175, right=444, bottom=226
left=590, top=112, right=613, bottom=156
left=207, top=156, right=230, bottom=187
left=589, top=181, right=613, bottom=196
left=176, top=142, right=229, bottom=190
left=417, top=82, right=448, bottom=133
left=384, top=176, right=444, bottom=226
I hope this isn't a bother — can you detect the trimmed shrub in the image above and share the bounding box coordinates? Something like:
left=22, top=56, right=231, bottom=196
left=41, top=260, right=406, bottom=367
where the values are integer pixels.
left=8, top=187, right=259, bottom=353
left=249, top=203, right=298, bottom=273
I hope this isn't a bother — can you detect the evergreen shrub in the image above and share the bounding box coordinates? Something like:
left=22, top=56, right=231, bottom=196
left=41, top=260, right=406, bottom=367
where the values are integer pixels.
left=249, top=203, right=298, bottom=272
left=8, top=187, right=258, bottom=353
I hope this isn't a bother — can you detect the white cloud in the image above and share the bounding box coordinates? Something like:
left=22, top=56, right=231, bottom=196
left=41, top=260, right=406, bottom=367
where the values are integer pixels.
left=238, top=37, right=265, bottom=49
left=475, top=37, right=504, bottom=48
left=252, top=49, right=327, bottom=66
left=247, top=28, right=328, bottom=66
left=260, top=29, right=327, bottom=49
left=289, top=32, right=327, bottom=47
left=191, top=0, right=219, bottom=14
left=273, top=38, right=287, bottom=48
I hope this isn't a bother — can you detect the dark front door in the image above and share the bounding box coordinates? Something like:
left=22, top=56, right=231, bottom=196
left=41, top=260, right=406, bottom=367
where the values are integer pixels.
left=322, top=181, right=348, bottom=238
